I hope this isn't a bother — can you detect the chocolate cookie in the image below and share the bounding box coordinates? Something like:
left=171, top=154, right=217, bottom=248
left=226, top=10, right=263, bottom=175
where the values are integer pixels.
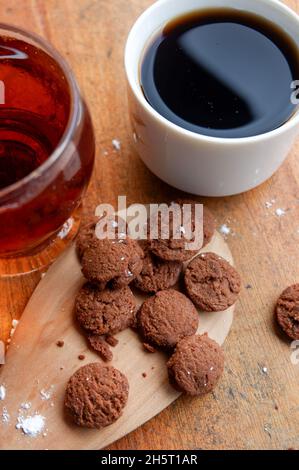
left=167, top=334, right=224, bottom=396
left=184, top=253, right=241, bottom=311
left=64, top=363, right=129, bottom=428
left=149, top=199, right=215, bottom=262
left=133, top=241, right=182, bottom=293
left=76, top=283, right=136, bottom=335
left=137, top=289, right=199, bottom=350
left=276, top=284, right=299, bottom=340
left=76, top=216, right=128, bottom=260
left=81, top=237, right=144, bottom=289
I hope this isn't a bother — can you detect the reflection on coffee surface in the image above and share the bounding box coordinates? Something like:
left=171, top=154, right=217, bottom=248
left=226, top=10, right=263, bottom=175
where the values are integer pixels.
left=140, top=8, right=299, bottom=138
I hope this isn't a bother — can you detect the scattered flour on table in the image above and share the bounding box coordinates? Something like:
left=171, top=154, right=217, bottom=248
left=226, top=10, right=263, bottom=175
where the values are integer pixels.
left=275, top=208, right=286, bottom=217
left=0, top=385, right=6, bottom=400
left=112, top=139, right=121, bottom=151
left=20, top=402, right=31, bottom=410
left=219, top=224, right=231, bottom=236
left=16, top=414, right=46, bottom=437
left=265, top=199, right=276, bottom=209
left=1, top=407, right=10, bottom=423
left=264, top=423, right=272, bottom=438
left=40, top=386, right=54, bottom=401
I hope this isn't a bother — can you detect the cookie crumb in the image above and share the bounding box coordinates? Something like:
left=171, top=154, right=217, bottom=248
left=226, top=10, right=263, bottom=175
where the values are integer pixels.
left=143, top=343, right=156, bottom=353
left=105, top=335, right=119, bottom=347
left=88, top=334, right=113, bottom=362
left=78, top=355, right=85, bottom=361
left=56, top=340, right=64, bottom=348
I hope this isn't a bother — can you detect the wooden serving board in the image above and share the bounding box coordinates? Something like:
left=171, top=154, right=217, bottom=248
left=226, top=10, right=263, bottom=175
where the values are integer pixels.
left=0, top=232, right=234, bottom=450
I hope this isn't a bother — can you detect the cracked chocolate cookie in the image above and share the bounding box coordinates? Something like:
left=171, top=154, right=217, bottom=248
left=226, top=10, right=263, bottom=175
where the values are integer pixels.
left=133, top=241, right=182, bottom=293
left=81, top=237, right=144, bottom=289
left=64, top=363, right=129, bottom=428
left=167, top=334, right=224, bottom=396
left=76, top=283, right=136, bottom=335
left=149, top=199, right=215, bottom=262
left=184, top=252, right=241, bottom=311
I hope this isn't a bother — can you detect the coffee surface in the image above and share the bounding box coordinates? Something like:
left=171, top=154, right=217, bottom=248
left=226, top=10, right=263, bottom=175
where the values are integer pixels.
left=140, top=9, right=299, bottom=138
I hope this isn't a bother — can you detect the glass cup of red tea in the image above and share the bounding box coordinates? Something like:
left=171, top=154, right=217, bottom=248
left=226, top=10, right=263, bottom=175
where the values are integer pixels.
left=0, top=24, right=95, bottom=275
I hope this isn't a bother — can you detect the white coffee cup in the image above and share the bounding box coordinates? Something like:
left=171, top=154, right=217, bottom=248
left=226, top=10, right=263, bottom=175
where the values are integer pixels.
left=125, top=0, right=299, bottom=197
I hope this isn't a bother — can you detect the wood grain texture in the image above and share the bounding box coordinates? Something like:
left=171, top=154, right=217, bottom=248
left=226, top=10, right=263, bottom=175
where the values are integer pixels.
left=0, top=0, right=299, bottom=450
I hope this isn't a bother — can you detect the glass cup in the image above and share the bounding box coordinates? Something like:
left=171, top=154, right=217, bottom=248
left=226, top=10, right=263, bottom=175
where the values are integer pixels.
left=0, top=24, right=95, bottom=276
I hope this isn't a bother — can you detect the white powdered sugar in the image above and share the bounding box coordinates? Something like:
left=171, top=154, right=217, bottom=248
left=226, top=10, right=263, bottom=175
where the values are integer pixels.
left=275, top=208, right=286, bottom=217
left=40, top=386, right=53, bottom=401
left=219, top=224, right=231, bottom=236
left=265, top=199, right=276, bottom=209
left=112, top=139, right=121, bottom=151
left=1, top=407, right=10, bottom=423
left=9, top=319, right=19, bottom=339
left=0, top=385, right=6, bottom=401
left=16, top=414, right=46, bottom=437
left=20, top=402, right=31, bottom=410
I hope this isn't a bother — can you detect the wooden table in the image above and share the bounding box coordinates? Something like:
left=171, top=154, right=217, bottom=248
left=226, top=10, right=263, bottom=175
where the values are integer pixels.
left=1, top=0, right=299, bottom=450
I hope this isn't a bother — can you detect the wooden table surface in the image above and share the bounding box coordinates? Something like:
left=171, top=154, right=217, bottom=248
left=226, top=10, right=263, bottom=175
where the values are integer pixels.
left=1, top=0, right=299, bottom=450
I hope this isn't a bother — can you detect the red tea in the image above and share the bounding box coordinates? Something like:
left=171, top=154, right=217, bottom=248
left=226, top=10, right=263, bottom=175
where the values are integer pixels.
left=0, top=36, right=70, bottom=189
left=0, top=34, right=95, bottom=256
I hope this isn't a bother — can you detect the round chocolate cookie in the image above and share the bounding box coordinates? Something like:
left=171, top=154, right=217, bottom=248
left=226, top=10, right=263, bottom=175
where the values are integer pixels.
left=64, top=363, right=129, bottom=428
left=133, top=241, right=182, bottom=293
left=276, top=284, right=299, bottom=340
left=81, top=237, right=144, bottom=289
left=76, top=216, right=128, bottom=260
left=76, top=283, right=136, bottom=335
left=167, top=334, right=224, bottom=396
left=137, top=289, right=199, bottom=350
left=184, top=253, right=241, bottom=311
left=149, top=199, right=215, bottom=262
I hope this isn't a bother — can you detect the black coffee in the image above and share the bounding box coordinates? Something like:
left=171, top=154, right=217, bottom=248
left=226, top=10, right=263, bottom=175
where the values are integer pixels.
left=140, top=8, right=299, bottom=138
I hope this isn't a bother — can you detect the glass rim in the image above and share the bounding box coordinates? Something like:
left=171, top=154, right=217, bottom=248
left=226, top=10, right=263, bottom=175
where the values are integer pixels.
left=0, top=22, right=81, bottom=200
